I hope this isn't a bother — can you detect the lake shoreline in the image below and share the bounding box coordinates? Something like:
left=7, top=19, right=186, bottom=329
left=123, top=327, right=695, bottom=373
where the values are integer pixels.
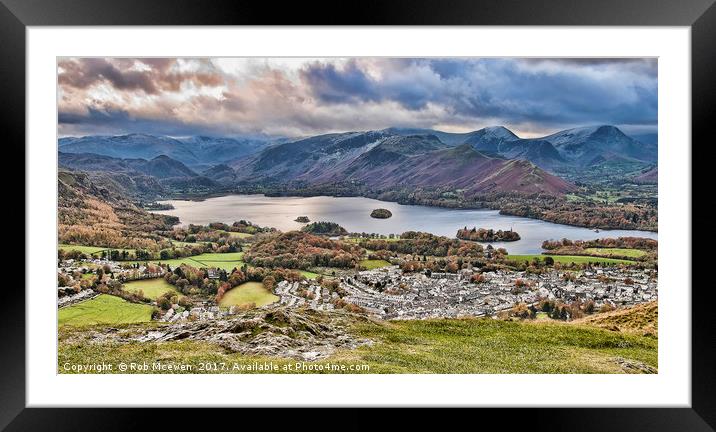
left=153, top=194, right=657, bottom=255
left=162, top=190, right=657, bottom=234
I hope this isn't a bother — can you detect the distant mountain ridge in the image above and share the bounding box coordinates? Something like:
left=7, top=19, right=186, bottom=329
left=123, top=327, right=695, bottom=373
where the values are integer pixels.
left=229, top=131, right=576, bottom=195
left=387, top=124, right=657, bottom=170
left=539, top=125, right=657, bottom=167
left=58, top=123, right=655, bottom=199
left=58, top=151, right=219, bottom=198
left=59, top=125, right=655, bottom=174
left=462, top=126, right=519, bottom=152
left=380, top=127, right=475, bottom=146
left=59, top=152, right=197, bottom=179
left=59, top=133, right=270, bottom=169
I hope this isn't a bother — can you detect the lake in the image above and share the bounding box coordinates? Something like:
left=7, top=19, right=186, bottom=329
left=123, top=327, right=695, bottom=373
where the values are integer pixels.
left=154, top=194, right=658, bottom=255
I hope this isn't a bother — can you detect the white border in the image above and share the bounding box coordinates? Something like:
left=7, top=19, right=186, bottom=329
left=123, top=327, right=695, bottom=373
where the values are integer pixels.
left=27, top=27, right=691, bottom=407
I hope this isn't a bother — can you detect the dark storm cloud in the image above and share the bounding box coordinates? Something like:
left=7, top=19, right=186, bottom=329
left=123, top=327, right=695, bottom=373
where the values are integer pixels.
left=58, top=107, right=237, bottom=137
left=300, top=59, right=439, bottom=110
left=520, top=57, right=655, bottom=66
left=427, top=59, right=468, bottom=79
left=457, top=59, right=656, bottom=127
left=519, top=58, right=658, bottom=77
left=298, top=58, right=657, bottom=131
left=299, top=60, right=380, bottom=103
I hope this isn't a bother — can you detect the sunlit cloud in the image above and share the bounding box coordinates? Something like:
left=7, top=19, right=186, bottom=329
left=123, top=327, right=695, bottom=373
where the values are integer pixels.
left=57, top=57, right=657, bottom=138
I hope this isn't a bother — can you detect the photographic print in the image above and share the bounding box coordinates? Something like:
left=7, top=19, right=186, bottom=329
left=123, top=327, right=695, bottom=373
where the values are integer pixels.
left=57, top=57, right=658, bottom=375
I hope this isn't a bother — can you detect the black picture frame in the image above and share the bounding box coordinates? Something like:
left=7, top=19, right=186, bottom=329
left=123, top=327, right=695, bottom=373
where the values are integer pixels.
left=2, top=0, right=712, bottom=429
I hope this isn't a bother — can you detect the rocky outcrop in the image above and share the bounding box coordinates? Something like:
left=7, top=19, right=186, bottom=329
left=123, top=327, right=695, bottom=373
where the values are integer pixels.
left=58, top=289, right=99, bottom=308
left=133, top=307, right=372, bottom=360
left=613, top=357, right=657, bottom=374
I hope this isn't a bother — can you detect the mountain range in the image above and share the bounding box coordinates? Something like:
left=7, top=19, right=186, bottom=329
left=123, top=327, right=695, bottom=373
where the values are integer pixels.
left=229, top=132, right=575, bottom=195
left=58, top=152, right=217, bottom=198
left=58, top=133, right=269, bottom=170
left=387, top=125, right=657, bottom=170
left=59, top=152, right=197, bottom=179
left=57, top=124, right=656, bottom=199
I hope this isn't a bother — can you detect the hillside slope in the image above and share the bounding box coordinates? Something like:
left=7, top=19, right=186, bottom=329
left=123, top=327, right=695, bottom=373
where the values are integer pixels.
left=634, top=167, right=658, bottom=184
left=230, top=132, right=575, bottom=195
left=543, top=125, right=657, bottom=167
left=384, top=125, right=656, bottom=172
left=59, top=152, right=221, bottom=198
left=58, top=170, right=177, bottom=249
left=334, top=143, right=576, bottom=195
left=572, top=302, right=657, bottom=336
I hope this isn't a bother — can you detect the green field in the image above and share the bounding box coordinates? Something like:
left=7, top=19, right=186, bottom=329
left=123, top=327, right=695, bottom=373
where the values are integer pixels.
left=167, top=239, right=212, bottom=248
left=60, top=242, right=245, bottom=268
left=60, top=244, right=138, bottom=258
left=359, top=259, right=392, bottom=270
left=59, top=244, right=108, bottom=255
left=123, top=278, right=180, bottom=300
left=300, top=270, right=320, bottom=279
left=218, top=282, right=279, bottom=308
left=219, top=230, right=253, bottom=239
left=139, top=257, right=203, bottom=268
left=128, top=252, right=245, bottom=272
left=190, top=252, right=246, bottom=271
left=583, top=248, right=647, bottom=258
left=345, top=236, right=402, bottom=243
left=58, top=294, right=154, bottom=327
left=507, top=254, right=634, bottom=265
left=190, top=252, right=244, bottom=261
left=58, top=315, right=657, bottom=374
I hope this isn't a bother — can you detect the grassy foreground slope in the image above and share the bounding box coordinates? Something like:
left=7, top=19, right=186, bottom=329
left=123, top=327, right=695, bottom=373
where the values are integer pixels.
left=572, top=301, right=657, bottom=336
left=58, top=311, right=656, bottom=374
left=348, top=318, right=656, bottom=373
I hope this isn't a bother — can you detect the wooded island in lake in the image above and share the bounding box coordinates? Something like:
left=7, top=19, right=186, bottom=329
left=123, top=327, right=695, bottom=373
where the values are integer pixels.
left=457, top=227, right=521, bottom=242
left=370, top=208, right=393, bottom=219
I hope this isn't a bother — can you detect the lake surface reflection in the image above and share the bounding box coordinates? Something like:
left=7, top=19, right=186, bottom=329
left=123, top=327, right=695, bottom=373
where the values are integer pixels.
left=155, top=194, right=657, bottom=255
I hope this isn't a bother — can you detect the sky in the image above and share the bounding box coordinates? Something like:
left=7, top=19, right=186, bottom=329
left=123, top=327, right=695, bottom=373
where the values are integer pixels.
left=57, top=57, right=657, bottom=139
